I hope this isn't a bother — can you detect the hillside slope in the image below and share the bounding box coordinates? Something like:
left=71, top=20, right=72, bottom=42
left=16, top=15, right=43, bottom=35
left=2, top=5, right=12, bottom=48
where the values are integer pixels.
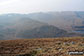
left=17, top=25, right=67, bottom=38
left=0, top=14, right=68, bottom=40
left=0, top=37, right=83, bottom=56
left=28, top=11, right=84, bottom=32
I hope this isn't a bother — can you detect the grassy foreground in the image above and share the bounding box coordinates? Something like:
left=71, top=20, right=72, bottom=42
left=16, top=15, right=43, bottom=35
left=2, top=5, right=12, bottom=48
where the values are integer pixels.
left=0, top=37, right=84, bottom=56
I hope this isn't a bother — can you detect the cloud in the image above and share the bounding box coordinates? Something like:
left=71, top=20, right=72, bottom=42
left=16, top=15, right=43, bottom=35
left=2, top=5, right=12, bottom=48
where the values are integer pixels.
left=0, top=0, right=19, bottom=6
left=0, top=0, right=84, bottom=14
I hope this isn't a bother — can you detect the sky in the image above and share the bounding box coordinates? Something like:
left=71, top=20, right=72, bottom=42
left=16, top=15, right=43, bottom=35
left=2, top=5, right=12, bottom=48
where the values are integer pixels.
left=0, top=0, right=84, bottom=14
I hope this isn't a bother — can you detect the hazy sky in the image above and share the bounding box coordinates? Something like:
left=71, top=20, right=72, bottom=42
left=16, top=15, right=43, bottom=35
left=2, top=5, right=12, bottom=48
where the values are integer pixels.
left=0, top=0, right=84, bottom=14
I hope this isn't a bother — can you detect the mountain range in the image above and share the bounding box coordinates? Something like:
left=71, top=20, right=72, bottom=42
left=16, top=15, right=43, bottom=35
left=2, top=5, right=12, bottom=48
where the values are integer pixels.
left=0, top=11, right=84, bottom=40
left=28, top=11, right=84, bottom=32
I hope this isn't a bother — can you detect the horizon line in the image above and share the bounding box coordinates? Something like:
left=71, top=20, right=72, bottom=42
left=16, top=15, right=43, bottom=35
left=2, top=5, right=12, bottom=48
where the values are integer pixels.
left=0, top=11, right=84, bottom=15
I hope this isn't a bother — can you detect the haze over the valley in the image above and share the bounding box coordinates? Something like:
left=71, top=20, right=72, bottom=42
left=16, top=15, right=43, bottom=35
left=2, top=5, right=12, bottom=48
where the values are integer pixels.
left=0, top=0, right=84, bottom=14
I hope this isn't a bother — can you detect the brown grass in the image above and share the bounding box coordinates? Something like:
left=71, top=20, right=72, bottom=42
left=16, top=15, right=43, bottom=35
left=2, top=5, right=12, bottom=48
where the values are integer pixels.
left=0, top=37, right=84, bottom=56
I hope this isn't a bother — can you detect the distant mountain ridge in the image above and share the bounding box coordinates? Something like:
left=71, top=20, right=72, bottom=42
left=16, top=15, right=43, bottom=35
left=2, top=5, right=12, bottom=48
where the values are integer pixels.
left=0, top=14, right=68, bottom=40
left=0, top=11, right=84, bottom=40
left=28, top=11, right=84, bottom=32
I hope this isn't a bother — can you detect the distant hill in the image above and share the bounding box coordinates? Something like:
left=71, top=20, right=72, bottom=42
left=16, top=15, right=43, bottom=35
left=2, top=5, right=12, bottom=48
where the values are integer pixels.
left=0, top=11, right=84, bottom=40
left=0, top=14, right=68, bottom=40
left=17, top=25, right=67, bottom=38
left=28, top=11, right=84, bottom=32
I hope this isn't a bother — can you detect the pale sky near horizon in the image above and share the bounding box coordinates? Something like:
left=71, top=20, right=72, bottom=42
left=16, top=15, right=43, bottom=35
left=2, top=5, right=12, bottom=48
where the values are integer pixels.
left=0, top=0, right=84, bottom=14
